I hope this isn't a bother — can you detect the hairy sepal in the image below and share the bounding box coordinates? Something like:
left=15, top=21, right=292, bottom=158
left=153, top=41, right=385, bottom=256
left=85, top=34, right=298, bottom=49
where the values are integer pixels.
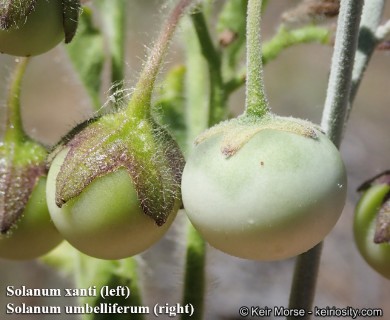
left=0, top=140, right=47, bottom=234
left=61, top=0, right=81, bottom=43
left=52, top=112, right=185, bottom=226
left=0, top=0, right=37, bottom=30
left=195, top=114, right=322, bottom=158
left=357, top=171, right=390, bottom=244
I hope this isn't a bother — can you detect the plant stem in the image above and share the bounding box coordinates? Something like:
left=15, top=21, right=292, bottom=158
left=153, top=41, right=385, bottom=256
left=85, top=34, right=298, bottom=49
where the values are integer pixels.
left=191, top=7, right=226, bottom=126
left=96, top=0, right=126, bottom=92
left=346, top=0, right=385, bottom=121
left=181, top=8, right=226, bottom=319
left=225, top=25, right=331, bottom=94
left=245, top=0, right=270, bottom=119
left=122, top=258, right=145, bottom=320
left=262, top=25, right=331, bottom=65
left=181, top=224, right=206, bottom=320
left=4, top=58, right=29, bottom=144
left=320, top=0, right=364, bottom=147
left=183, top=18, right=209, bottom=148
left=288, top=1, right=363, bottom=317
left=126, top=0, right=194, bottom=120
left=288, top=243, right=323, bottom=317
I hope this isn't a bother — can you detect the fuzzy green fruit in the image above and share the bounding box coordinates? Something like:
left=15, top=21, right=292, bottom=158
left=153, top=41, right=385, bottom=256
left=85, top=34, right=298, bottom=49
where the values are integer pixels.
left=0, top=0, right=64, bottom=56
left=182, top=126, right=347, bottom=260
left=46, top=149, right=179, bottom=260
left=354, top=183, right=390, bottom=279
left=0, top=177, right=63, bottom=260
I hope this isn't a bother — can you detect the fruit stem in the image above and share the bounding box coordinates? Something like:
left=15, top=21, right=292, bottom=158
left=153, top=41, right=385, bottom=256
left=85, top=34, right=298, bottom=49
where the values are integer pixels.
left=289, top=0, right=364, bottom=316
left=4, top=58, right=29, bottom=144
left=244, top=0, right=270, bottom=119
left=126, top=0, right=194, bottom=120
left=225, top=25, right=331, bottom=94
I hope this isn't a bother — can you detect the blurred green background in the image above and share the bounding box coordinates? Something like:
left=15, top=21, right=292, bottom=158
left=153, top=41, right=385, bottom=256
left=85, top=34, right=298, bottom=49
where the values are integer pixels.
left=0, top=1, right=389, bottom=319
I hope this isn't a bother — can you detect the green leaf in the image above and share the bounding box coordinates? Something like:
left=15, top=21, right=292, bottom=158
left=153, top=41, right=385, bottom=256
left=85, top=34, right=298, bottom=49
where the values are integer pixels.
left=66, top=6, right=104, bottom=110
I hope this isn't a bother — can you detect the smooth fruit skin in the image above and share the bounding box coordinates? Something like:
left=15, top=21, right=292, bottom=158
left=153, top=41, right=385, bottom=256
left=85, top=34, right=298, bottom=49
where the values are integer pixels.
left=0, top=177, right=63, bottom=260
left=354, top=184, right=390, bottom=279
left=182, top=129, right=347, bottom=260
left=0, top=0, right=64, bottom=56
left=46, top=149, right=178, bottom=260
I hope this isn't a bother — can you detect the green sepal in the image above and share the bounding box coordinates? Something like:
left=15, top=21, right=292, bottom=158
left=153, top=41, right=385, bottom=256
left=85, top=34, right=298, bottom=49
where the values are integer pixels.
left=61, top=0, right=81, bottom=43
left=0, top=0, right=36, bottom=30
left=51, top=113, right=185, bottom=226
left=195, top=114, right=321, bottom=158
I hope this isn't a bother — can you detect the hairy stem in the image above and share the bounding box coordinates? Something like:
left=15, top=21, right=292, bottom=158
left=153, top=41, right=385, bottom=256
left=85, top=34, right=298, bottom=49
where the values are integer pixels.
left=225, top=25, right=331, bottom=94
left=183, top=18, right=209, bottom=148
left=262, top=25, right=330, bottom=65
left=289, top=1, right=364, bottom=317
left=245, top=0, right=270, bottom=118
left=4, top=58, right=29, bottom=144
left=123, top=258, right=145, bottom=320
left=96, top=0, right=126, bottom=92
left=346, top=0, right=385, bottom=121
left=320, top=0, right=364, bottom=147
left=126, top=0, right=194, bottom=119
left=191, top=8, right=226, bottom=126
left=181, top=225, right=206, bottom=320
left=288, top=243, right=323, bottom=318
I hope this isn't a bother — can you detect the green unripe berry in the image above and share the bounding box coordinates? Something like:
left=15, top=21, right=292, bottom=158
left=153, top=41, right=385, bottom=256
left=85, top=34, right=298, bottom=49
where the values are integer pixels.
left=0, top=0, right=80, bottom=56
left=46, top=112, right=185, bottom=260
left=182, top=117, right=347, bottom=260
left=0, top=177, right=63, bottom=260
left=47, top=149, right=178, bottom=260
left=354, top=173, right=390, bottom=279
